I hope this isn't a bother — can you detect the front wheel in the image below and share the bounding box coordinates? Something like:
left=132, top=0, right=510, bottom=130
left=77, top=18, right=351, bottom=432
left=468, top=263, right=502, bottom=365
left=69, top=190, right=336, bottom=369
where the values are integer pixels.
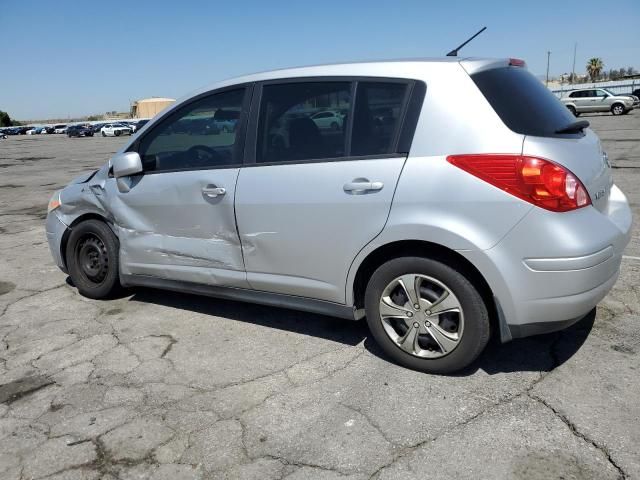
left=364, top=257, right=490, bottom=374
left=611, top=104, right=625, bottom=116
left=66, top=220, right=121, bottom=299
left=101, top=131, right=106, bottom=137
left=567, top=105, right=578, bottom=117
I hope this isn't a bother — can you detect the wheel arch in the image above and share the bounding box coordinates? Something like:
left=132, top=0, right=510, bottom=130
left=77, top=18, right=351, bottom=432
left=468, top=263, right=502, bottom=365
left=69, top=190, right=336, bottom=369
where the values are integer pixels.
left=350, top=240, right=498, bottom=335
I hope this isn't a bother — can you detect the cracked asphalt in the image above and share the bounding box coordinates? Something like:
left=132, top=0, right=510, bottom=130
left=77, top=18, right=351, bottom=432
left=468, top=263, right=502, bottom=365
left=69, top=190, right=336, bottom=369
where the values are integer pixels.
left=0, top=112, right=639, bottom=480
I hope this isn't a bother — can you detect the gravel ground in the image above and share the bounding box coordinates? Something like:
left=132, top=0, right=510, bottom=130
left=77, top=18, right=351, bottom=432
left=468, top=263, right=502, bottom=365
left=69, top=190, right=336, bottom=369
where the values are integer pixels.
left=0, top=113, right=638, bottom=480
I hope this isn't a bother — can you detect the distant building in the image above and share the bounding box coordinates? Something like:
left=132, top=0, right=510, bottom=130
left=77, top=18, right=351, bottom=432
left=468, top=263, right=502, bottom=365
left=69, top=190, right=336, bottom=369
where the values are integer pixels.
left=130, top=97, right=176, bottom=118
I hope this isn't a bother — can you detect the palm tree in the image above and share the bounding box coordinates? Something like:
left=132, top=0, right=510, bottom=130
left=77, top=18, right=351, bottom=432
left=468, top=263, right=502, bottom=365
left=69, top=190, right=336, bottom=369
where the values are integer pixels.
left=586, top=58, right=604, bottom=82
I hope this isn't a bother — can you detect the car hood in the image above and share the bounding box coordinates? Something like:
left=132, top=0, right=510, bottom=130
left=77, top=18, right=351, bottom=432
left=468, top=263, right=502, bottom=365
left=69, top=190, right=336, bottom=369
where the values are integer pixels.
left=69, top=169, right=98, bottom=185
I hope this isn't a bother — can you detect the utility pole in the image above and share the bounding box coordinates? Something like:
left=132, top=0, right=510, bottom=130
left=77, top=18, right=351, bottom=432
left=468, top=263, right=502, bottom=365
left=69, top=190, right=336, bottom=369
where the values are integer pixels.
left=546, top=51, right=551, bottom=87
left=571, top=43, right=577, bottom=84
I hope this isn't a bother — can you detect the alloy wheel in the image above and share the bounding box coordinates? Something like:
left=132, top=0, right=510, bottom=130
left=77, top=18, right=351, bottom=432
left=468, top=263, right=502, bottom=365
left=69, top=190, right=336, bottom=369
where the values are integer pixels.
left=378, top=274, right=464, bottom=358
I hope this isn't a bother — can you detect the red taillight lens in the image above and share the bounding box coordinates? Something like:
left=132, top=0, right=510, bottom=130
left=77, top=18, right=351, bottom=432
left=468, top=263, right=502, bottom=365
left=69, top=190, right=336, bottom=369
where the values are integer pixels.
left=447, top=154, right=591, bottom=212
left=509, top=58, right=526, bottom=67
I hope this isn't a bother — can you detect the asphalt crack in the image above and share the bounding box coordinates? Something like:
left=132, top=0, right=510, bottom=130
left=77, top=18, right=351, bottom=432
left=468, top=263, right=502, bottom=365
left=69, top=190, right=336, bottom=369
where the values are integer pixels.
left=528, top=392, right=627, bottom=479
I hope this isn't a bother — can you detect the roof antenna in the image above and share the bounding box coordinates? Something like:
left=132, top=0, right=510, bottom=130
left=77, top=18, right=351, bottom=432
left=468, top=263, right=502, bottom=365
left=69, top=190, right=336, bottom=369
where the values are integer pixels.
left=446, top=27, right=487, bottom=57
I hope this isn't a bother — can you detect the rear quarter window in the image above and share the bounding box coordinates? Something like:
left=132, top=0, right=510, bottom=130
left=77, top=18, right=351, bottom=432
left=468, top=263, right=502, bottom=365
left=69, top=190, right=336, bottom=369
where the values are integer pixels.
left=471, top=67, right=576, bottom=137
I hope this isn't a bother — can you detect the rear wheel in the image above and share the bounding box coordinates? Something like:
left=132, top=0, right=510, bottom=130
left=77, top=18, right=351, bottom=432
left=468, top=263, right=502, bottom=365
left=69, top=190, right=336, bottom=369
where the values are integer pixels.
left=115, top=130, right=121, bottom=136
left=567, top=105, right=577, bottom=117
left=364, top=257, right=490, bottom=374
left=101, top=131, right=106, bottom=137
left=66, top=220, right=121, bottom=299
left=611, top=104, right=625, bottom=116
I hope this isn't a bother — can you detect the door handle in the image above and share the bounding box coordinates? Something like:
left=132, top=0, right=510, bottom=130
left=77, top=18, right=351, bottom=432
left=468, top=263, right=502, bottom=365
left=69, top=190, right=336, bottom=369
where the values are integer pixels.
left=202, top=186, right=226, bottom=197
left=343, top=178, right=384, bottom=194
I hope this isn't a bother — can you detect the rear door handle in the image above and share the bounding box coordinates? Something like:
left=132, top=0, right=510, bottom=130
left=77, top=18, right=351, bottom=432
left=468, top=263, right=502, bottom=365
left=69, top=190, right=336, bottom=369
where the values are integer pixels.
left=202, top=185, right=226, bottom=197
left=343, top=178, right=384, bottom=194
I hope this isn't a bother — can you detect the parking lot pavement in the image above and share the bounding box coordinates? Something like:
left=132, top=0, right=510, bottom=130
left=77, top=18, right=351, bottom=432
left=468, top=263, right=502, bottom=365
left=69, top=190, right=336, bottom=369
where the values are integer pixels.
left=0, top=116, right=638, bottom=480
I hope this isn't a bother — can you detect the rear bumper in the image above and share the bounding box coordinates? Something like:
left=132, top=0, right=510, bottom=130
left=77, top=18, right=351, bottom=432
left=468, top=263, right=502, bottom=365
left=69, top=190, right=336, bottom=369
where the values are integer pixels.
left=46, top=211, right=68, bottom=273
left=460, top=184, right=632, bottom=340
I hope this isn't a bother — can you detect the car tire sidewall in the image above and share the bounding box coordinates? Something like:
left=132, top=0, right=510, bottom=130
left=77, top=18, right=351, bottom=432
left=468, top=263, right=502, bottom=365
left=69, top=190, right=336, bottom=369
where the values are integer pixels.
left=66, top=220, right=121, bottom=299
left=568, top=106, right=577, bottom=116
left=364, top=256, right=490, bottom=374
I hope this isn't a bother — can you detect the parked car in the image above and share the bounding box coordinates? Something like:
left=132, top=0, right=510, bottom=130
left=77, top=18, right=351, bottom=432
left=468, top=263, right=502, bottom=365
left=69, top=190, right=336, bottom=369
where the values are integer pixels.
left=311, top=110, right=344, bottom=130
left=42, top=126, right=55, bottom=134
left=67, top=125, right=94, bottom=137
left=46, top=58, right=631, bottom=374
left=100, top=123, right=132, bottom=137
left=54, top=124, right=68, bottom=134
left=91, top=123, right=106, bottom=133
left=26, top=127, right=39, bottom=135
left=0, top=131, right=7, bottom=139
left=561, top=88, right=635, bottom=116
left=133, top=119, right=150, bottom=133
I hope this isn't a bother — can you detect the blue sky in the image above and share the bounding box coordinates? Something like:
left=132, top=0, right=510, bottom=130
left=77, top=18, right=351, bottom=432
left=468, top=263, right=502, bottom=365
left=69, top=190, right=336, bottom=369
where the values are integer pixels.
left=2, top=0, right=638, bottom=120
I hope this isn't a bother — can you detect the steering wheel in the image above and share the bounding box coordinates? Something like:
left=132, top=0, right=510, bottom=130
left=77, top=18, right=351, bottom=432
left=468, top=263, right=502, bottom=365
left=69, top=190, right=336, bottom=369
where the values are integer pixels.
left=187, top=145, right=222, bottom=167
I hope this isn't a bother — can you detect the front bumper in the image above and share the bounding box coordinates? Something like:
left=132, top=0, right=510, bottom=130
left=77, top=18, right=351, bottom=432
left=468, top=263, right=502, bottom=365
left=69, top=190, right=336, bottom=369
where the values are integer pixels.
left=46, top=211, right=69, bottom=273
left=461, top=184, right=632, bottom=340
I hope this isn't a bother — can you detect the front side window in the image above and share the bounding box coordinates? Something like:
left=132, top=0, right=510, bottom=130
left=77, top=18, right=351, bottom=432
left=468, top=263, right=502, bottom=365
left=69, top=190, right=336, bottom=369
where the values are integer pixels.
left=351, top=82, right=408, bottom=156
left=138, top=88, right=245, bottom=172
left=257, top=82, right=351, bottom=163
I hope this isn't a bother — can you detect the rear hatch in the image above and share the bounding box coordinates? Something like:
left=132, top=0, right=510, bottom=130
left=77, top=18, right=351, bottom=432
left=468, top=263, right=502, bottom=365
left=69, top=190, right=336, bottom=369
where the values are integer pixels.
left=463, top=60, right=612, bottom=212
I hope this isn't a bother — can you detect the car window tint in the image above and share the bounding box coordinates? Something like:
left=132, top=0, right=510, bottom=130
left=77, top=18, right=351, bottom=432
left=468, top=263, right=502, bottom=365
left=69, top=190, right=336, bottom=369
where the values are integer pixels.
left=471, top=67, right=576, bottom=137
left=139, top=88, right=245, bottom=172
left=351, top=82, right=408, bottom=156
left=257, top=82, right=351, bottom=163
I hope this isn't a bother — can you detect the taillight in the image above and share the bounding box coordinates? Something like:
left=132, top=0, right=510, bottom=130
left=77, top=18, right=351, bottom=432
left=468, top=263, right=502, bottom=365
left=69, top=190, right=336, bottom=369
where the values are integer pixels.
left=509, top=58, right=526, bottom=67
left=447, top=154, right=591, bottom=212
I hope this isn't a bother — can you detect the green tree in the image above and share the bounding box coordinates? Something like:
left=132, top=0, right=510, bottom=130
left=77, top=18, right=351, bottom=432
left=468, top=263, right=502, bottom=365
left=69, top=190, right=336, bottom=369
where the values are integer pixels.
left=0, top=110, right=14, bottom=127
left=586, top=58, right=604, bottom=82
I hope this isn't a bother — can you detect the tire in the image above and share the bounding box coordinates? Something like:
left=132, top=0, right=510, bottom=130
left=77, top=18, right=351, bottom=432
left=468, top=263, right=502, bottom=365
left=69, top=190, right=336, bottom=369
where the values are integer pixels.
left=364, top=256, right=490, bottom=374
left=567, top=105, right=577, bottom=117
left=101, top=131, right=106, bottom=137
left=611, top=104, right=625, bottom=116
left=115, top=130, right=121, bottom=137
left=65, top=220, right=121, bottom=299
left=331, top=121, right=339, bottom=130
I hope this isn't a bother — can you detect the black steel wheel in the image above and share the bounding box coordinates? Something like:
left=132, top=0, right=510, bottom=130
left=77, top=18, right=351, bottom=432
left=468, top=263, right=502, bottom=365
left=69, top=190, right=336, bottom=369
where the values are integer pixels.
left=66, top=219, right=121, bottom=299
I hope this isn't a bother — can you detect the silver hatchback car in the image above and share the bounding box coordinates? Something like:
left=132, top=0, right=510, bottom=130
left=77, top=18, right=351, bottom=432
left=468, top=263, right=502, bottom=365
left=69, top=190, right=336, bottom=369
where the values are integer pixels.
left=46, top=58, right=632, bottom=373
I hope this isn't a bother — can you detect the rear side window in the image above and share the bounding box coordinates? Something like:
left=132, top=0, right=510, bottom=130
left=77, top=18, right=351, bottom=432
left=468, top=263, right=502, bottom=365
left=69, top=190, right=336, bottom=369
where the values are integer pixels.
left=352, top=82, right=408, bottom=156
left=257, top=82, right=351, bottom=163
left=471, top=67, right=576, bottom=137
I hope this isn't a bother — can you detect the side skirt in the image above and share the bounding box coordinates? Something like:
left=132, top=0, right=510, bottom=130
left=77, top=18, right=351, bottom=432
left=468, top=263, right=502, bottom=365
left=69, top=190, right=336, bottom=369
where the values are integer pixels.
left=120, top=274, right=359, bottom=321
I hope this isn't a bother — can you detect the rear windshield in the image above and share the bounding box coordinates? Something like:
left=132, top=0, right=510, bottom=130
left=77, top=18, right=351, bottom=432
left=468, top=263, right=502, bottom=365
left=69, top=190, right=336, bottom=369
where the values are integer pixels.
left=471, top=66, right=576, bottom=137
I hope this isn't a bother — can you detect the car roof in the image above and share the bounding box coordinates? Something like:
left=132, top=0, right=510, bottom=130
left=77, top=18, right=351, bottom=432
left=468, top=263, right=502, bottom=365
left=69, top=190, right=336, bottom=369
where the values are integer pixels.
left=184, top=57, right=509, bottom=100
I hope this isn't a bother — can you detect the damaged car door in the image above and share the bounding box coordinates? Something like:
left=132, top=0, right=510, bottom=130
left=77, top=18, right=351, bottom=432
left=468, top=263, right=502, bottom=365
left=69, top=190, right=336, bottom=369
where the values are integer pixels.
left=104, top=87, right=251, bottom=288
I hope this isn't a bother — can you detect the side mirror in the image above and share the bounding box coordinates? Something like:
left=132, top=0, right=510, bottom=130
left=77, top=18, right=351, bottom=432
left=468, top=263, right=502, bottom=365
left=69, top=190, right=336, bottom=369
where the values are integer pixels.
left=111, top=152, right=142, bottom=193
left=112, top=152, right=142, bottom=178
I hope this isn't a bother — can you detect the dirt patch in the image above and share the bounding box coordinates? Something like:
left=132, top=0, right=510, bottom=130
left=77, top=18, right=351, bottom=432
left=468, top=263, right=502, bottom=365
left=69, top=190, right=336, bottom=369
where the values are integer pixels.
left=0, top=375, right=54, bottom=404
left=0, top=281, right=15, bottom=296
left=17, top=156, right=54, bottom=162
left=1, top=205, right=47, bottom=220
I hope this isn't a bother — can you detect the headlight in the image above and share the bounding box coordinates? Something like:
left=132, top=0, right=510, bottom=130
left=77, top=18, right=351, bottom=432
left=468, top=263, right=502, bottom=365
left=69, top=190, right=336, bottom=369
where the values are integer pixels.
left=47, top=190, right=62, bottom=213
